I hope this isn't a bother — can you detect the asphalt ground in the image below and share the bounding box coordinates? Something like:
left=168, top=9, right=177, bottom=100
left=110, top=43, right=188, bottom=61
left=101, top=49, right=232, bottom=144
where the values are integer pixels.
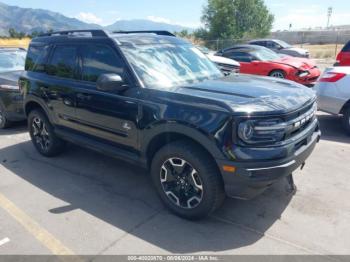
left=0, top=112, right=349, bottom=258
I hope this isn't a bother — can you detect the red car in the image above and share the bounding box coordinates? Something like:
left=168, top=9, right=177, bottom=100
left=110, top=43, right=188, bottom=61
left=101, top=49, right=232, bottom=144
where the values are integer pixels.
left=217, top=45, right=321, bottom=86
left=336, top=41, right=350, bottom=66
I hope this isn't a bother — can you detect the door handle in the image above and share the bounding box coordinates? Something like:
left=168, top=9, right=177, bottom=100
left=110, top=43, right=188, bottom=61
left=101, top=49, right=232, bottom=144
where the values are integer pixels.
left=76, top=93, right=92, bottom=100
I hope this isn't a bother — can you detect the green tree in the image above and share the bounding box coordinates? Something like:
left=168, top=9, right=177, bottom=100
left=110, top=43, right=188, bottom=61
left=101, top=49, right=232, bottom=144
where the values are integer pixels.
left=201, top=0, right=274, bottom=40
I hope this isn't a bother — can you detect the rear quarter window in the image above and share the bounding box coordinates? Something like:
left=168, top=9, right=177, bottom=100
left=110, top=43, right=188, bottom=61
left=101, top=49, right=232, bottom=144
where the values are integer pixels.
left=25, top=44, right=50, bottom=72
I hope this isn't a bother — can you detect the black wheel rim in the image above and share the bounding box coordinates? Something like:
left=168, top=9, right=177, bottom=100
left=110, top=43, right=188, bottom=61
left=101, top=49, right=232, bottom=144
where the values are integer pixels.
left=32, top=117, right=50, bottom=152
left=160, top=158, right=204, bottom=209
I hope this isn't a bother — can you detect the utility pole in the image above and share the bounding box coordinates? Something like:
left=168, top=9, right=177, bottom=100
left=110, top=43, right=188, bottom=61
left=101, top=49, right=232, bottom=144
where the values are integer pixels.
left=327, top=7, right=333, bottom=29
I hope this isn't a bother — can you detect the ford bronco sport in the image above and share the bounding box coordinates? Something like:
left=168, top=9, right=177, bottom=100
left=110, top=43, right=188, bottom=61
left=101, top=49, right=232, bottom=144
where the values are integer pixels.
left=20, top=30, right=321, bottom=219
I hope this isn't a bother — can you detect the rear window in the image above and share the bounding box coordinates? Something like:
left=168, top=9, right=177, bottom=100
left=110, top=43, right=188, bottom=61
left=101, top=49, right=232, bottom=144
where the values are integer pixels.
left=342, top=41, right=350, bottom=52
left=25, top=44, right=50, bottom=72
left=0, top=50, right=26, bottom=73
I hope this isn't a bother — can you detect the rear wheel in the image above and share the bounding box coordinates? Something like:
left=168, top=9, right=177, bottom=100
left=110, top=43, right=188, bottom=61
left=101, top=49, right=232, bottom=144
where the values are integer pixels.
left=28, top=109, right=66, bottom=157
left=342, top=107, right=350, bottom=136
left=269, top=70, right=286, bottom=79
left=151, top=140, right=225, bottom=220
left=0, top=103, right=12, bottom=129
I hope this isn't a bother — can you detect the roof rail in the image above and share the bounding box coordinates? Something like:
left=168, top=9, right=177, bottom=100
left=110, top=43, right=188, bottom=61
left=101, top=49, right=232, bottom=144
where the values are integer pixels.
left=112, top=30, right=176, bottom=37
left=39, top=30, right=109, bottom=37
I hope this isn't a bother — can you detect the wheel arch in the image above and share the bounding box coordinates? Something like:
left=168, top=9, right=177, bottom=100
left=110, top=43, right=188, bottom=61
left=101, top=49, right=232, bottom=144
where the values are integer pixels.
left=143, top=124, right=225, bottom=169
left=340, top=99, right=350, bottom=115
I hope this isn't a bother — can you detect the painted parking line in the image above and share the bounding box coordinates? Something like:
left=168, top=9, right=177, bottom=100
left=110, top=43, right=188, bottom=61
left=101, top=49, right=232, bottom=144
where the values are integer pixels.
left=0, top=237, right=10, bottom=247
left=0, top=192, right=74, bottom=255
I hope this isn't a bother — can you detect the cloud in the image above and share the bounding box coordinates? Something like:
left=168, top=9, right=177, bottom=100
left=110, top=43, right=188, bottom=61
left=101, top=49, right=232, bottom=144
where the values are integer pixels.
left=75, top=12, right=103, bottom=25
left=147, top=16, right=201, bottom=28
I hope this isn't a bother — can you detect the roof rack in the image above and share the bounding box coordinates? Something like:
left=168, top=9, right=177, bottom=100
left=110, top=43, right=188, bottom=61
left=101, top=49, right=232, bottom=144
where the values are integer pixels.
left=39, top=30, right=109, bottom=37
left=112, top=30, right=176, bottom=37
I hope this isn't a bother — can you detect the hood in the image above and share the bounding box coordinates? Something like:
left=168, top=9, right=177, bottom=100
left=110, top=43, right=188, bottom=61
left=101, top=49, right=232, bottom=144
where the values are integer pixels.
left=0, top=70, right=23, bottom=84
left=207, top=54, right=240, bottom=67
left=272, top=56, right=315, bottom=70
left=172, top=74, right=315, bottom=115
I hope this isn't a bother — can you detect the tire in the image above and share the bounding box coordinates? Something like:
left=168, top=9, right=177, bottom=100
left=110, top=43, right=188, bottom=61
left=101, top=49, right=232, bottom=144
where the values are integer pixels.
left=269, top=70, right=286, bottom=79
left=0, top=103, right=12, bottom=129
left=342, top=107, right=350, bottom=136
left=151, top=140, right=225, bottom=220
left=28, top=109, right=66, bottom=157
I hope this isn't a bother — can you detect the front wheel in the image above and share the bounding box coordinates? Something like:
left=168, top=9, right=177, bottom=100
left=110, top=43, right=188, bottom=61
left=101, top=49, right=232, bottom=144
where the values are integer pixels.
left=28, top=109, right=66, bottom=157
left=151, top=140, right=225, bottom=220
left=269, top=70, right=286, bottom=79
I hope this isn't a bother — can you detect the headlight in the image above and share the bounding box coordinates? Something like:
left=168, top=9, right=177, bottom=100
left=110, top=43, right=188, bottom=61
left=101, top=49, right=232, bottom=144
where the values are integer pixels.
left=237, top=119, right=286, bottom=145
left=297, top=70, right=309, bottom=78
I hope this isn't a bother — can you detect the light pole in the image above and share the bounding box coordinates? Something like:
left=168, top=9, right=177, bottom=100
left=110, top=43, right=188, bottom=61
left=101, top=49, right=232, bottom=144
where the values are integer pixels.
left=327, top=7, right=333, bottom=29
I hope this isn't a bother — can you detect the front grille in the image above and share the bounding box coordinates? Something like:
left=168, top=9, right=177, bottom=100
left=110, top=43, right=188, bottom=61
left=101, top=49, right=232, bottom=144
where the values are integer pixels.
left=283, top=102, right=317, bottom=140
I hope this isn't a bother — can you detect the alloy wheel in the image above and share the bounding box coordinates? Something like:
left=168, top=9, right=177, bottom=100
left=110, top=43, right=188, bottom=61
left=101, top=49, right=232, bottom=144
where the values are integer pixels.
left=160, top=158, right=204, bottom=209
left=32, top=117, right=51, bottom=152
left=271, top=71, right=285, bottom=78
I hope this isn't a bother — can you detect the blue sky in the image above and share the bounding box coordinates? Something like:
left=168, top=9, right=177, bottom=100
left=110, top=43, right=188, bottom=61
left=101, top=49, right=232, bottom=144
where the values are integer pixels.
left=1, top=0, right=349, bottom=30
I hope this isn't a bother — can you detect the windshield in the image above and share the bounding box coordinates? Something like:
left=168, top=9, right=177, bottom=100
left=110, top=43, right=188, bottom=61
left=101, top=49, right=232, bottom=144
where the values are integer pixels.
left=252, top=48, right=280, bottom=61
left=0, top=50, right=26, bottom=73
left=274, top=40, right=291, bottom=48
left=121, top=43, right=222, bottom=88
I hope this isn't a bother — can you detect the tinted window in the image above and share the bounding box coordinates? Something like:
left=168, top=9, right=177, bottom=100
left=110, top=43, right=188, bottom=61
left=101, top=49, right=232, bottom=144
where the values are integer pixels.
left=224, top=51, right=253, bottom=62
left=47, top=46, right=78, bottom=79
left=81, top=44, right=124, bottom=82
left=267, top=41, right=279, bottom=49
left=342, top=41, right=350, bottom=52
left=25, top=44, right=50, bottom=72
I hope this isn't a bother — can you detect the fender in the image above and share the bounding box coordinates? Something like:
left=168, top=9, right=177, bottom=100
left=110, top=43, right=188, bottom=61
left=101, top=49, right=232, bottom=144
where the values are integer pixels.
left=141, top=121, right=227, bottom=161
left=24, top=94, right=56, bottom=124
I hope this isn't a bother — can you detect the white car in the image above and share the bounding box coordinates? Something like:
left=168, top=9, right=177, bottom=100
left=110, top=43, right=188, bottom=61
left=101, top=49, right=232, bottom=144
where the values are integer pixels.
left=196, top=46, right=240, bottom=74
left=315, top=66, right=350, bottom=134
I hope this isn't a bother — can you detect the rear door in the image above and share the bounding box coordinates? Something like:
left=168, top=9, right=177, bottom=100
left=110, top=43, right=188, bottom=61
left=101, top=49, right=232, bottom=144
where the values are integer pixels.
left=73, top=42, right=139, bottom=150
left=44, top=44, right=80, bottom=129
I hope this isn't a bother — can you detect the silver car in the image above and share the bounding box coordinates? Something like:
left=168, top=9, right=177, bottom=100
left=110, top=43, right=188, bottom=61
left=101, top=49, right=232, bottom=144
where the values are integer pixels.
left=315, top=66, right=350, bottom=135
left=248, top=39, right=310, bottom=58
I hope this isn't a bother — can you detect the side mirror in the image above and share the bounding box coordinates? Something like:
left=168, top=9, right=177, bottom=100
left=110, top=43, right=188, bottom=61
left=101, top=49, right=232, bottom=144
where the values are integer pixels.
left=97, top=73, right=127, bottom=92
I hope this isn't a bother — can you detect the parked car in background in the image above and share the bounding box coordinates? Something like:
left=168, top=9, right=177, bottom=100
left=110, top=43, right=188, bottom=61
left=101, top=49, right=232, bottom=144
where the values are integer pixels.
left=196, top=46, right=240, bottom=74
left=315, top=66, right=350, bottom=135
left=216, top=45, right=320, bottom=86
left=20, top=30, right=320, bottom=219
left=248, top=39, right=310, bottom=58
left=335, top=40, right=350, bottom=66
left=0, top=47, right=26, bottom=129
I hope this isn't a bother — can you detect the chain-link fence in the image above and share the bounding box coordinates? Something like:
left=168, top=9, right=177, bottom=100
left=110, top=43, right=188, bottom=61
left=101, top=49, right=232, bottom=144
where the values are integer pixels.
left=199, top=31, right=350, bottom=60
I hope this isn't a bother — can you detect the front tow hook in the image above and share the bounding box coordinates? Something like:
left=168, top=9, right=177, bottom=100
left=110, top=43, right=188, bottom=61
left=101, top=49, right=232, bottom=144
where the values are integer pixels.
left=286, top=174, right=297, bottom=194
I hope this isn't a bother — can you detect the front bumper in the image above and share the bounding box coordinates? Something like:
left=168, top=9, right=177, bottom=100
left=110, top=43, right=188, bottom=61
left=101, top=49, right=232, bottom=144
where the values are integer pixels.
left=216, top=122, right=321, bottom=200
left=294, top=67, right=321, bottom=86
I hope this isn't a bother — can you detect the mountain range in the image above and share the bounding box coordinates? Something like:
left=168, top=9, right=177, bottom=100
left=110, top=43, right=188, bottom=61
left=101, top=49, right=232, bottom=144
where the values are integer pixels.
left=0, top=2, right=192, bottom=36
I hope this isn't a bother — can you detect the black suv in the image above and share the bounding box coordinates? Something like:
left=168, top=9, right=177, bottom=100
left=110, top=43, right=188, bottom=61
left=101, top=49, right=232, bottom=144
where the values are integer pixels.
left=20, top=30, right=321, bottom=219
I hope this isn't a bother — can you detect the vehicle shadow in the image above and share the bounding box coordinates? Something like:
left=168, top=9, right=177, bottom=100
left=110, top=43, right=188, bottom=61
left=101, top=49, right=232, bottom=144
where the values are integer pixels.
left=0, top=121, right=27, bottom=136
left=317, top=112, right=350, bottom=144
left=0, top=140, right=293, bottom=253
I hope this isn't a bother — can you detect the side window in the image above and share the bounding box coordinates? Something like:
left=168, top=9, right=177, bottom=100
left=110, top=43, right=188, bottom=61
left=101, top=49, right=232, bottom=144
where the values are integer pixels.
left=81, top=44, right=124, bottom=82
left=25, top=44, right=50, bottom=72
left=47, top=45, right=78, bottom=79
left=224, top=51, right=252, bottom=62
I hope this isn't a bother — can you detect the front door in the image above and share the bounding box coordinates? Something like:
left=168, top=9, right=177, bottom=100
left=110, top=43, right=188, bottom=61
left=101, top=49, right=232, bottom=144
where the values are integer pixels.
left=73, top=43, right=139, bottom=150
